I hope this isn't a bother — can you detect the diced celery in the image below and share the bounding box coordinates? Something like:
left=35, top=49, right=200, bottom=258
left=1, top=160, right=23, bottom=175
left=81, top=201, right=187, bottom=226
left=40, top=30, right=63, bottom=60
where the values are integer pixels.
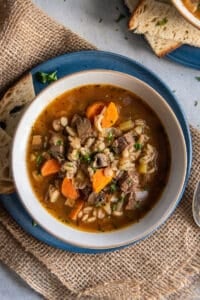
left=138, top=162, right=148, bottom=174
left=118, top=120, right=134, bottom=131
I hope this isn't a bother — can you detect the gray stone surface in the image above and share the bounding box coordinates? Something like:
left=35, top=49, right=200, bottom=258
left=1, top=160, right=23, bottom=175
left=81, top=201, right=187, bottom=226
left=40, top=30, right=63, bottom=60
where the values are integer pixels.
left=0, top=0, right=199, bottom=298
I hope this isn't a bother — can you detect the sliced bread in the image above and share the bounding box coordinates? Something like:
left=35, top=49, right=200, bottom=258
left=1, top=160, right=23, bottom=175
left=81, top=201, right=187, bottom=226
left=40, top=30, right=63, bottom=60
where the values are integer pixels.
left=128, top=0, right=200, bottom=47
left=0, top=128, right=14, bottom=194
left=125, top=0, right=181, bottom=56
left=144, top=33, right=181, bottom=57
left=0, top=73, right=35, bottom=193
left=0, top=73, right=35, bottom=137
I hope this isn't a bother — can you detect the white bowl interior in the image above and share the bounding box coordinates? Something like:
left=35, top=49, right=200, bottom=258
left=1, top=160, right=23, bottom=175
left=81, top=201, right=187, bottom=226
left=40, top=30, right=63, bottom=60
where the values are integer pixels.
left=172, top=0, right=200, bottom=29
left=12, top=70, right=187, bottom=249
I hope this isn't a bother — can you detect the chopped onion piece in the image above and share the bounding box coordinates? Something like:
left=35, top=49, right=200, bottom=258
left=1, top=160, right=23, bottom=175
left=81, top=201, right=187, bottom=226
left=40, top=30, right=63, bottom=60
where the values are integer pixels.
left=135, top=190, right=148, bottom=201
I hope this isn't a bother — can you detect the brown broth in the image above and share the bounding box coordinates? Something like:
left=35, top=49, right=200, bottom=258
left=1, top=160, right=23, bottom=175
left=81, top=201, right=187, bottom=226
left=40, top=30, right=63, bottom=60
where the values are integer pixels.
left=182, top=0, right=200, bottom=19
left=27, top=84, right=171, bottom=232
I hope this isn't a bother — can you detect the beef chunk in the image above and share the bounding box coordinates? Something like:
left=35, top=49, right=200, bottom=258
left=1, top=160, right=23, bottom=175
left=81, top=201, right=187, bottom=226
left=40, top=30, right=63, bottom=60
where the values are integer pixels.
left=81, top=186, right=92, bottom=199
left=50, top=150, right=65, bottom=163
left=93, top=153, right=109, bottom=168
left=32, top=135, right=43, bottom=150
left=87, top=191, right=106, bottom=206
left=118, top=171, right=139, bottom=193
left=71, top=114, right=92, bottom=142
left=112, top=127, right=122, bottom=137
left=112, top=136, right=127, bottom=154
left=49, top=133, right=65, bottom=162
left=125, top=192, right=136, bottom=210
left=112, top=132, right=134, bottom=154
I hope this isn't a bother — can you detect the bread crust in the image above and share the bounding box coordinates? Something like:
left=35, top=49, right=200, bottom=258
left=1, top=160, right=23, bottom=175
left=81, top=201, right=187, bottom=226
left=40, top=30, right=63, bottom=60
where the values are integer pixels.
left=0, top=73, right=35, bottom=194
left=0, top=73, right=35, bottom=137
left=126, top=0, right=181, bottom=56
left=128, top=0, right=200, bottom=47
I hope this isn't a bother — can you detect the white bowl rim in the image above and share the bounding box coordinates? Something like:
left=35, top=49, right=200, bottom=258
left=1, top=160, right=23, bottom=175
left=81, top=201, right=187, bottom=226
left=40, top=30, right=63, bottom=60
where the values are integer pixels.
left=12, top=69, right=188, bottom=249
left=172, top=0, right=200, bottom=29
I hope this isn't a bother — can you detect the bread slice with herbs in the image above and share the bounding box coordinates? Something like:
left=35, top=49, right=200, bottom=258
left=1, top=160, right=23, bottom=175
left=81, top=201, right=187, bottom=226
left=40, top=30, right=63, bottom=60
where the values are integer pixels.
left=144, top=33, right=181, bottom=57
left=125, top=0, right=181, bottom=57
left=128, top=0, right=200, bottom=47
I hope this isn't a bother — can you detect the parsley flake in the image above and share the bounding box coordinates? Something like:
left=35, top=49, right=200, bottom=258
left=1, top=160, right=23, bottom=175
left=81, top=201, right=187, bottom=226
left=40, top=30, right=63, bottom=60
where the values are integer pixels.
left=107, top=131, right=114, bottom=143
left=81, top=154, right=92, bottom=164
left=56, top=140, right=63, bottom=146
left=156, top=17, right=168, bottom=26
left=134, top=143, right=142, bottom=151
left=36, top=71, right=58, bottom=84
left=36, top=154, right=43, bottom=167
left=32, top=220, right=37, bottom=227
left=110, top=183, right=117, bottom=193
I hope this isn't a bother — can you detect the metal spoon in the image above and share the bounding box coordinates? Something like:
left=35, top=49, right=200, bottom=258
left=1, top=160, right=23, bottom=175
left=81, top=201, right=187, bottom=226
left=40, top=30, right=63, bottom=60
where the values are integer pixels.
left=192, top=182, right=200, bottom=227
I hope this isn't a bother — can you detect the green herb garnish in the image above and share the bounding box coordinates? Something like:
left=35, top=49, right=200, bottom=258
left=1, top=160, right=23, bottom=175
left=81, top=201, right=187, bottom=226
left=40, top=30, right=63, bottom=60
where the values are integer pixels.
left=107, top=131, right=114, bottom=143
left=195, top=76, right=200, bottom=81
left=156, top=17, right=168, bottom=26
left=36, top=71, right=58, bottom=84
left=134, top=143, right=142, bottom=151
left=194, top=101, right=198, bottom=107
left=36, top=154, right=43, bottom=167
left=110, top=183, right=117, bottom=193
left=32, top=220, right=37, bottom=227
left=81, top=153, right=92, bottom=164
left=56, top=140, right=63, bottom=146
left=115, top=13, right=126, bottom=22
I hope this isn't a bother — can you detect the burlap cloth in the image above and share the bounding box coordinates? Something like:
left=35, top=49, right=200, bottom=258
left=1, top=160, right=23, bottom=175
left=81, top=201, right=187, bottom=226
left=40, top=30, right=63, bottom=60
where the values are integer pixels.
left=0, top=0, right=200, bottom=299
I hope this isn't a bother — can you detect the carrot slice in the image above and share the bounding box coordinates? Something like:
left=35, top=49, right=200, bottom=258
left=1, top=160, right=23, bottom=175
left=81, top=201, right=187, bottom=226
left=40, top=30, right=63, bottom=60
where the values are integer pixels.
left=86, top=102, right=105, bottom=121
left=69, top=199, right=84, bottom=221
left=61, top=178, right=80, bottom=200
left=92, top=169, right=113, bottom=193
left=101, top=102, right=119, bottom=128
left=41, top=159, right=60, bottom=176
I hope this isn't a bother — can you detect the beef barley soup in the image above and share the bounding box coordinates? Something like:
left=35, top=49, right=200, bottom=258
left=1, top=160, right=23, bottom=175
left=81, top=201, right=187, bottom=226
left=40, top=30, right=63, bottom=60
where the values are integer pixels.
left=182, top=0, right=200, bottom=18
left=27, top=84, right=171, bottom=232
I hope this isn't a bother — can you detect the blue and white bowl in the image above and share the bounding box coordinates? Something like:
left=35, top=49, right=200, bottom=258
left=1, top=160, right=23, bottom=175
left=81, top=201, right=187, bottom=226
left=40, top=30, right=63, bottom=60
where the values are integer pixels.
left=12, top=70, right=187, bottom=250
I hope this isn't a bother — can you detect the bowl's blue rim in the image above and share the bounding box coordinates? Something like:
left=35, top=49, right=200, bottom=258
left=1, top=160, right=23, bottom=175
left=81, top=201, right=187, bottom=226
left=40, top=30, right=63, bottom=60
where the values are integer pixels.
left=0, top=50, right=193, bottom=254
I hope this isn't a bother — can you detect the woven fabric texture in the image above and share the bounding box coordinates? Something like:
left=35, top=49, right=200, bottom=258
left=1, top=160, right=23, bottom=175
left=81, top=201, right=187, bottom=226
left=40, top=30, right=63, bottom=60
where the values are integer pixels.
left=0, top=0, right=199, bottom=299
